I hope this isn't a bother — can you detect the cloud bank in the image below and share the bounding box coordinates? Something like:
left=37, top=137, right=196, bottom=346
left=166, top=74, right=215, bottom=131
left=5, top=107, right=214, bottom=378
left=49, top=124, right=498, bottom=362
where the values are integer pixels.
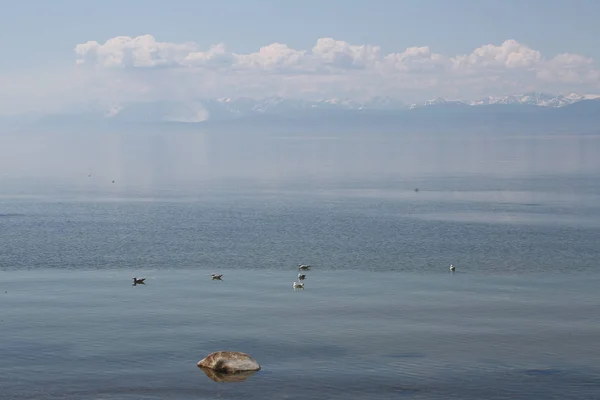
left=2, top=35, right=600, bottom=117
left=72, top=35, right=600, bottom=103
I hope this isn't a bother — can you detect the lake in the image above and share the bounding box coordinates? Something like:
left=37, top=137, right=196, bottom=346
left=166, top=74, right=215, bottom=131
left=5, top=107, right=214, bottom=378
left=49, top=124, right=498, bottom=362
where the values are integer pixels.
left=1, top=132, right=600, bottom=399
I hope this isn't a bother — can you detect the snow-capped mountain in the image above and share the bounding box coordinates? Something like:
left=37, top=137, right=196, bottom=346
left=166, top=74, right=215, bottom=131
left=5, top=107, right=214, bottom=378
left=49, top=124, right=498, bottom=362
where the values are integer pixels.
left=95, top=96, right=408, bottom=122
left=424, top=97, right=467, bottom=107
left=465, top=92, right=598, bottom=107
left=14, top=92, right=599, bottom=128
left=212, top=92, right=598, bottom=114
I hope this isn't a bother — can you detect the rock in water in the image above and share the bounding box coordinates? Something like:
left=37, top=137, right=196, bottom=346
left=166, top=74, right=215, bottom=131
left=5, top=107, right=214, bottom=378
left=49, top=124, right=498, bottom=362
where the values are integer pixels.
left=197, top=351, right=261, bottom=373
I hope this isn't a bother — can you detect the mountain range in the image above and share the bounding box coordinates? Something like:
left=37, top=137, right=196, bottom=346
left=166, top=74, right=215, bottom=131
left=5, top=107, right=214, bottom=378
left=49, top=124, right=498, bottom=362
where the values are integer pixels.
left=92, top=92, right=600, bottom=123
left=3, top=92, right=600, bottom=134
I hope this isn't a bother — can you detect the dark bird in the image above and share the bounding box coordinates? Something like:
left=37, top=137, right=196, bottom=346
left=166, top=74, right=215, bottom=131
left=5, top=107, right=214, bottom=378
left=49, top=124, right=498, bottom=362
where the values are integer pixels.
left=132, top=277, right=146, bottom=285
left=211, top=273, right=223, bottom=280
left=298, top=273, right=306, bottom=281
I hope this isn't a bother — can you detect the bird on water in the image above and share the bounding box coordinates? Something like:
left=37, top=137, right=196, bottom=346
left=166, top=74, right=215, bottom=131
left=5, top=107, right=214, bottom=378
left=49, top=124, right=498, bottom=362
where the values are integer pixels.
left=132, top=277, right=146, bottom=285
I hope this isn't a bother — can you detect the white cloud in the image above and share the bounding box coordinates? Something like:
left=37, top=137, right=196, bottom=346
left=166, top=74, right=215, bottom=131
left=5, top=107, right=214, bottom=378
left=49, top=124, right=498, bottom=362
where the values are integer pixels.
left=311, top=38, right=381, bottom=69
left=383, top=46, right=449, bottom=73
left=235, top=43, right=307, bottom=71
left=74, top=34, right=198, bottom=68
left=2, top=35, right=599, bottom=116
left=184, top=43, right=235, bottom=68
left=537, top=53, right=600, bottom=84
left=451, top=40, right=542, bottom=72
left=72, top=35, right=600, bottom=97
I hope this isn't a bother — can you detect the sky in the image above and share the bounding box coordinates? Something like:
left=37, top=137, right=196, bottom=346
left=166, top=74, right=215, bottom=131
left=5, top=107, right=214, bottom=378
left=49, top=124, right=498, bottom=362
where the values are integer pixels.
left=2, top=0, right=600, bottom=116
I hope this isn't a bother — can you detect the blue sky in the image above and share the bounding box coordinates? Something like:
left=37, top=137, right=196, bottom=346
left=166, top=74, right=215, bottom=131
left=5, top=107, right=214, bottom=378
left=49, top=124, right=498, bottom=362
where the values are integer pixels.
left=1, top=0, right=600, bottom=115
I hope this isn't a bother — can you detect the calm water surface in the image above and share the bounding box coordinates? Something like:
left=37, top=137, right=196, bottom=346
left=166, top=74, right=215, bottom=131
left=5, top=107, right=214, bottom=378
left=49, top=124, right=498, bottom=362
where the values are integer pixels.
left=1, top=174, right=600, bottom=399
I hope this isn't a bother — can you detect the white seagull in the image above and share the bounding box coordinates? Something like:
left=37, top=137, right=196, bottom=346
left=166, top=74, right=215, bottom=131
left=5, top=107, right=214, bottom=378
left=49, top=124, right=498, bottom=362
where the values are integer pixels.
left=298, top=264, right=312, bottom=271
left=293, top=282, right=304, bottom=289
left=449, top=264, right=455, bottom=272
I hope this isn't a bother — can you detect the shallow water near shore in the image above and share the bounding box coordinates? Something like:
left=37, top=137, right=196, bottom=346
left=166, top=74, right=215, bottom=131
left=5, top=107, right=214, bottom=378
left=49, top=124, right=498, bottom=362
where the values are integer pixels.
left=1, top=269, right=599, bottom=399
left=1, top=172, right=600, bottom=399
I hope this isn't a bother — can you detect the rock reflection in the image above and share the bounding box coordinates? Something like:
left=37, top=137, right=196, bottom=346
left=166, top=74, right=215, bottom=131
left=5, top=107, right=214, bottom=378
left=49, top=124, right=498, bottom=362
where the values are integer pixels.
left=199, top=366, right=258, bottom=383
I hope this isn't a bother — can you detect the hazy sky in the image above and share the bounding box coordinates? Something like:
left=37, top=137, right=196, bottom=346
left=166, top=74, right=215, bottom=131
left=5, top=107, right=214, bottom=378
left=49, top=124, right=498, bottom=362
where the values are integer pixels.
left=2, top=0, right=600, bottom=115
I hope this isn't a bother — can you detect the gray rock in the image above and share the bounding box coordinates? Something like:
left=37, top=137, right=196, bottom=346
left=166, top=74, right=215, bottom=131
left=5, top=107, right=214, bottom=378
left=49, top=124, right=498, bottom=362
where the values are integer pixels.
left=197, top=351, right=261, bottom=373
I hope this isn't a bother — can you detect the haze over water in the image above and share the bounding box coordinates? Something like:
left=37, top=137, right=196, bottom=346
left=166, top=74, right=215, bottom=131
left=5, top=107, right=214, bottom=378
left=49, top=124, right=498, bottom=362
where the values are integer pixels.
left=1, top=129, right=600, bottom=399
